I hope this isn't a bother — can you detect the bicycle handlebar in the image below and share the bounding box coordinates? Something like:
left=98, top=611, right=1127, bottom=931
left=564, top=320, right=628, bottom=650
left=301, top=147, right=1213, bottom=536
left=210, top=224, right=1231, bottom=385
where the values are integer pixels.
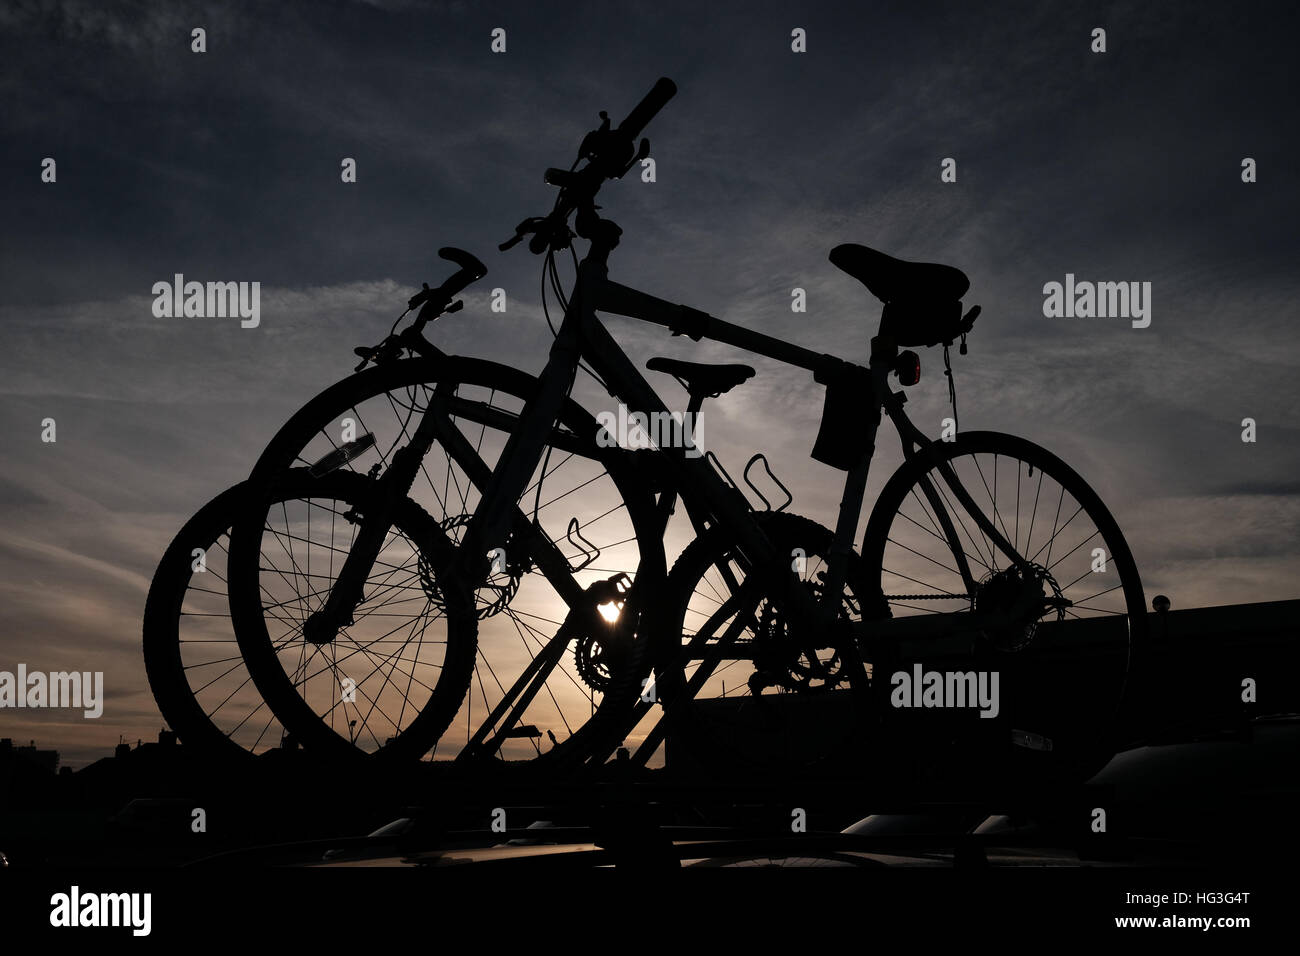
left=408, top=247, right=487, bottom=310
left=501, top=77, right=677, bottom=254
left=617, top=77, right=677, bottom=145
left=436, top=246, right=487, bottom=297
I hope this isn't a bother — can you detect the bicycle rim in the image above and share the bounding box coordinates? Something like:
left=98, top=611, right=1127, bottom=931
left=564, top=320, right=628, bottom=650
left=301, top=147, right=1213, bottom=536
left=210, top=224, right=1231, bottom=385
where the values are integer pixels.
left=862, top=430, right=1147, bottom=782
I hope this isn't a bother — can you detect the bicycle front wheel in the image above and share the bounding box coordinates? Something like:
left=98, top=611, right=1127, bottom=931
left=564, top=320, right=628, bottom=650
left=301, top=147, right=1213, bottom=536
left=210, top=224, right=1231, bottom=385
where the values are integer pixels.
left=227, top=356, right=663, bottom=764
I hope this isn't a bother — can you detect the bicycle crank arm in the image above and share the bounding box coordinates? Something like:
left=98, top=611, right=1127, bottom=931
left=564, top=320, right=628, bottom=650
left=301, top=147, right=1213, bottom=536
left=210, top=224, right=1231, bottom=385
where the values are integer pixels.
left=458, top=618, right=576, bottom=761
left=460, top=589, right=623, bottom=760
left=629, top=577, right=764, bottom=766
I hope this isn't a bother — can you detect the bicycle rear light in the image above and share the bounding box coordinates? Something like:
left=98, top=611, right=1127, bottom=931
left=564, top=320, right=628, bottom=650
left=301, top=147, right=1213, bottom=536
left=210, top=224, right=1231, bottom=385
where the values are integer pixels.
left=895, top=350, right=921, bottom=386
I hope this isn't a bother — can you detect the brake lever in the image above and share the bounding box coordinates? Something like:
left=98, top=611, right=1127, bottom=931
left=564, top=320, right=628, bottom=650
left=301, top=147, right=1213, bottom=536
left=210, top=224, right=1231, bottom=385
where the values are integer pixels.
left=412, top=297, right=454, bottom=332
left=353, top=334, right=404, bottom=372
left=616, top=138, right=651, bottom=179
left=501, top=216, right=549, bottom=252
left=407, top=283, right=433, bottom=309
left=578, top=111, right=613, bottom=162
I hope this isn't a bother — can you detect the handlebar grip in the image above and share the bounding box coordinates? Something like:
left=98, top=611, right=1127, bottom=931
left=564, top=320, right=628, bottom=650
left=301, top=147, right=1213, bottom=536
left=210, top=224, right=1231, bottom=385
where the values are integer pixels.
left=438, top=246, right=487, bottom=280
left=616, top=77, right=677, bottom=141
left=436, top=246, right=487, bottom=299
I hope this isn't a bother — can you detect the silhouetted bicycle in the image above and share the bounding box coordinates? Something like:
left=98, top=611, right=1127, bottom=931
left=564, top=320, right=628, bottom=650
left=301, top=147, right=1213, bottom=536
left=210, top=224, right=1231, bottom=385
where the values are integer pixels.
left=221, top=79, right=1146, bottom=779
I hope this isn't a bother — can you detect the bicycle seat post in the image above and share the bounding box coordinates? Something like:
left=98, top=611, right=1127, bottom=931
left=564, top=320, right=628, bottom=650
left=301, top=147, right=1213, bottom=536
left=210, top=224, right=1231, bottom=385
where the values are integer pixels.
left=671, top=374, right=711, bottom=455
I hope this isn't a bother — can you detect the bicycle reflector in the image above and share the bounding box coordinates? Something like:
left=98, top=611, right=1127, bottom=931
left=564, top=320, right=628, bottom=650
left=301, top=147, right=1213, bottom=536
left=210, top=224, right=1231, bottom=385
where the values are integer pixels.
left=894, top=350, right=921, bottom=386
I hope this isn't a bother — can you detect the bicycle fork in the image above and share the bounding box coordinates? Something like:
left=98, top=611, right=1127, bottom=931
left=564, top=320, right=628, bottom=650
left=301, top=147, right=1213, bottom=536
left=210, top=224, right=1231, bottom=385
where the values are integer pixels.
left=300, top=390, right=450, bottom=646
left=301, top=260, right=593, bottom=644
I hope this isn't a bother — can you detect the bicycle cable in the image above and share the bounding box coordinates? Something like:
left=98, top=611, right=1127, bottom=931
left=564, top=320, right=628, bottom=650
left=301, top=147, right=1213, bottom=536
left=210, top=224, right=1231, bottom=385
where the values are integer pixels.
left=537, top=150, right=611, bottom=392
left=541, top=241, right=610, bottom=394
left=531, top=150, right=625, bottom=532
left=943, top=343, right=959, bottom=433
left=390, top=307, right=411, bottom=338
left=534, top=248, right=582, bottom=532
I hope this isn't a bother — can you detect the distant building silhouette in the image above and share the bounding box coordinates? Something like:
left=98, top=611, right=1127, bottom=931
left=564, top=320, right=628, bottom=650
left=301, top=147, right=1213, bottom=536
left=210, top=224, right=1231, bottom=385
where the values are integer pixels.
left=0, top=737, right=59, bottom=774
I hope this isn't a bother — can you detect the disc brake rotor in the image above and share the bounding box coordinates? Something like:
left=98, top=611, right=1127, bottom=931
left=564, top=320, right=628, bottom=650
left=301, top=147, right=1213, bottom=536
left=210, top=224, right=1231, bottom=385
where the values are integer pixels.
left=418, top=513, right=521, bottom=619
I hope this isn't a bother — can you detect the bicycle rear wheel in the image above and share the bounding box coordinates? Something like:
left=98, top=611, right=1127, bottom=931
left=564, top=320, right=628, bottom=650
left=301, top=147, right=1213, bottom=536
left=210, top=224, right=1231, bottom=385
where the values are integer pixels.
left=227, top=356, right=664, bottom=765
left=144, top=482, right=287, bottom=760
left=861, top=430, right=1146, bottom=784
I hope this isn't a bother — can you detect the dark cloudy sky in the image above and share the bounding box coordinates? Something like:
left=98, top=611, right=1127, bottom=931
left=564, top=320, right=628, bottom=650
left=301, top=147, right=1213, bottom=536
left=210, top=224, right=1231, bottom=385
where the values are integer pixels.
left=2, top=0, right=1298, bottom=765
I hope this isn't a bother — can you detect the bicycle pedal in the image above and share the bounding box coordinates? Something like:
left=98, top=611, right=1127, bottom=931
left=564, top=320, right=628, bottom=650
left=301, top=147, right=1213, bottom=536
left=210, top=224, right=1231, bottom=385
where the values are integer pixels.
left=585, top=571, right=632, bottom=606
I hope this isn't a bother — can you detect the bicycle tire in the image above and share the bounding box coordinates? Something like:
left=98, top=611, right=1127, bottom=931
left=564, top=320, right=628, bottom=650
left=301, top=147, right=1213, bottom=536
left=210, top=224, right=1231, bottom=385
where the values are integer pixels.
left=861, top=430, right=1147, bottom=785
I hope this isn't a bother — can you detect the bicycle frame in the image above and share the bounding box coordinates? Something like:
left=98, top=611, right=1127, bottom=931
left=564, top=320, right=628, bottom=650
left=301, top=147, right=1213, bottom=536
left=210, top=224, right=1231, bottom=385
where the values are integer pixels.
left=458, top=242, right=1024, bottom=620
left=306, top=226, right=1035, bottom=762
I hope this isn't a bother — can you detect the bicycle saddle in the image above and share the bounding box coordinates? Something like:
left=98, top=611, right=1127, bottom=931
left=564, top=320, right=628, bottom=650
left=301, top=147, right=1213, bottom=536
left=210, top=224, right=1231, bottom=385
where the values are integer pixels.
left=829, top=243, right=969, bottom=303
left=646, top=357, right=755, bottom=398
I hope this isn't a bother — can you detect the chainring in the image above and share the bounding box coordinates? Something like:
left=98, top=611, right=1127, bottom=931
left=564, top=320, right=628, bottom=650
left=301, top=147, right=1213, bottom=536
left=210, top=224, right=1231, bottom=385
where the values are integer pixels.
left=573, top=631, right=613, bottom=692
left=750, top=587, right=849, bottom=693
